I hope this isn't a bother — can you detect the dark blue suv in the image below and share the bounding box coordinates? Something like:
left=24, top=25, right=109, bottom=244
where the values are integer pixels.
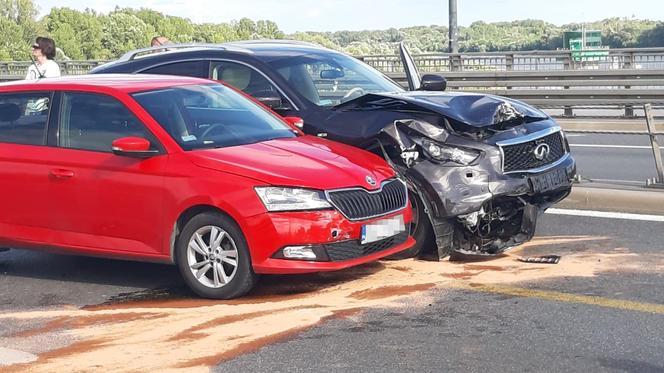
left=93, top=41, right=576, bottom=259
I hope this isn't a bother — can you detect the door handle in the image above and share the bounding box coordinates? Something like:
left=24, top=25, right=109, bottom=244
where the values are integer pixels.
left=49, top=169, right=75, bottom=179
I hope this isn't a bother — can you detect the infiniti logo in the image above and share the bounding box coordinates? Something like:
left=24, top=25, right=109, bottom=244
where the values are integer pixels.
left=365, top=175, right=377, bottom=186
left=533, top=143, right=551, bottom=161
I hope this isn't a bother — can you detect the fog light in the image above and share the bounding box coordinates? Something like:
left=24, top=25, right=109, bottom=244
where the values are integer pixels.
left=282, top=246, right=317, bottom=260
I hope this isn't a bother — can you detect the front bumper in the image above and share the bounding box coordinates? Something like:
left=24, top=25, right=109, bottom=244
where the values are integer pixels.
left=243, top=207, right=413, bottom=274
left=410, top=152, right=576, bottom=219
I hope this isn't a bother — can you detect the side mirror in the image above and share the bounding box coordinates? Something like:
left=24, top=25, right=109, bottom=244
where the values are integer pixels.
left=253, top=90, right=285, bottom=110
left=112, top=137, right=159, bottom=158
left=282, top=116, right=304, bottom=129
left=420, top=74, right=447, bottom=91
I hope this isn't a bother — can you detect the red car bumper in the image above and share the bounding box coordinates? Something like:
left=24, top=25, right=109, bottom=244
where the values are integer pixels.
left=243, top=207, right=413, bottom=274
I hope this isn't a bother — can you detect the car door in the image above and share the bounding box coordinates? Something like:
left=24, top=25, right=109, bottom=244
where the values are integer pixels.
left=0, top=91, right=57, bottom=246
left=399, top=41, right=422, bottom=91
left=46, top=91, right=168, bottom=257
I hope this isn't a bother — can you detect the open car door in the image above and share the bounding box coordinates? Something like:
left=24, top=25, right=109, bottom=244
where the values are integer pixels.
left=399, top=41, right=421, bottom=91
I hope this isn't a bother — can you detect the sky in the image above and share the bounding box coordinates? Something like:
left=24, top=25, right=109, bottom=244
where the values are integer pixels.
left=35, top=0, right=664, bottom=33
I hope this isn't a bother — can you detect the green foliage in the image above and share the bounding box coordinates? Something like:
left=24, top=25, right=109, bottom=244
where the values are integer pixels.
left=0, top=16, right=27, bottom=60
left=0, top=0, right=663, bottom=61
left=101, top=11, right=155, bottom=57
left=638, top=22, right=664, bottom=47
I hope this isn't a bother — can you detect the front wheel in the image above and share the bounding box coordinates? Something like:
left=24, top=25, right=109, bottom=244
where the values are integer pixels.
left=175, top=212, right=257, bottom=299
left=385, top=192, right=434, bottom=259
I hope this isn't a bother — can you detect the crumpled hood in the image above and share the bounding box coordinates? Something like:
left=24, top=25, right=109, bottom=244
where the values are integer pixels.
left=188, top=136, right=395, bottom=190
left=346, top=91, right=549, bottom=128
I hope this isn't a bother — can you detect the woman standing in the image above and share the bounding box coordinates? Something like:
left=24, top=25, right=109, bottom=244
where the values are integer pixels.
left=25, top=37, right=61, bottom=80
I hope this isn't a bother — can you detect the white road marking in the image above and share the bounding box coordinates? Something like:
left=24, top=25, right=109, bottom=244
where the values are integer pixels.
left=546, top=208, right=664, bottom=222
left=0, top=347, right=37, bottom=365
left=569, top=144, right=661, bottom=150
left=589, top=178, right=645, bottom=185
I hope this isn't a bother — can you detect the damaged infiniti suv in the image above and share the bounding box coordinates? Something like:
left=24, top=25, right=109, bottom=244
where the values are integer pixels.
left=92, top=41, right=576, bottom=259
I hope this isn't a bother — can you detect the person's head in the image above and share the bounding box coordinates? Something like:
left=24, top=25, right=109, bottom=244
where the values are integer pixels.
left=151, top=36, right=171, bottom=47
left=32, top=37, right=56, bottom=60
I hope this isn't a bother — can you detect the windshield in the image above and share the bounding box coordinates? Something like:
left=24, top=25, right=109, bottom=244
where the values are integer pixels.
left=261, top=50, right=404, bottom=107
left=132, top=84, right=296, bottom=150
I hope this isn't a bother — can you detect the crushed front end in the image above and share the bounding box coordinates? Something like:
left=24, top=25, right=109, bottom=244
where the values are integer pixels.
left=380, top=116, right=576, bottom=258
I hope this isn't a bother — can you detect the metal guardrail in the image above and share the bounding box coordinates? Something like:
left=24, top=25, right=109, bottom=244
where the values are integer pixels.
left=359, top=47, right=664, bottom=72
left=565, top=104, right=664, bottom=188
left=0, top=61, right=104, bottom=81
left=386, top=69, right=664, bottom=117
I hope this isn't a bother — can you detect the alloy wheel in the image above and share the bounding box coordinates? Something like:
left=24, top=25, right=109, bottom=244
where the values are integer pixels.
left=186, top=225, right=239, bottom=288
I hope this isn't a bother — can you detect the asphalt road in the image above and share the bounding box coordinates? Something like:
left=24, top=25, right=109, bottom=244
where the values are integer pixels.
left=565, top=132, right=664, bottom=185
left=213, top=213, right=664, bottom=373
left=1, top=211, right=663, bottom=372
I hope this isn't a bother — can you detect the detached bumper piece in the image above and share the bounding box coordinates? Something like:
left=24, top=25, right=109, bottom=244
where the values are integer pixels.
left=273, top=231, right=409, bottom=262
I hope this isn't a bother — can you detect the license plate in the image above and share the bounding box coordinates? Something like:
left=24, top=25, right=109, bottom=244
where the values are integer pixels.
left=361, top=215, right=405, bottom=244
left=530, top=168, right=568, bottom=193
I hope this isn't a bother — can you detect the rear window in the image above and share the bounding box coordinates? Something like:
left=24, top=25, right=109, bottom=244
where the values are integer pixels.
left=0, top=92, right=52, bottom=146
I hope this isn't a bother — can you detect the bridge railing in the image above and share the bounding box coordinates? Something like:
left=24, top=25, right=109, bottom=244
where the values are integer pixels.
left=358, top=47, right=664, bottom=72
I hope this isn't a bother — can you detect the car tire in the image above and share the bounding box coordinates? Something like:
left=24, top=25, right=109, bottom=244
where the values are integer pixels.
left=175, top=212, right=258, bottom=299
left=385, top=193, right=434, bottom=259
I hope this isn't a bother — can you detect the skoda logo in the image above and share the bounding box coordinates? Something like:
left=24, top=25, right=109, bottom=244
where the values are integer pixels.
left=533, top=143, right=551, bottom=161
left=365, top=175, right=377, bottom=186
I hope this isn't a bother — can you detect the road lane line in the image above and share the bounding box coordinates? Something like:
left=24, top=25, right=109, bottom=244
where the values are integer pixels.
left=460, top=283, right=664, bottom=315
left=588, top=178, right=645, bottom=185
left=569, top=144, right=662, bottom=150
left=546, top=208, right=664, bottom=222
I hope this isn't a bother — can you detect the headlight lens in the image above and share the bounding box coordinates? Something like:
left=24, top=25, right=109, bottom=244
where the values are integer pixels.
left=422, top=140, right=480, bottom=165
left=255, top=187, right=332, bottom=212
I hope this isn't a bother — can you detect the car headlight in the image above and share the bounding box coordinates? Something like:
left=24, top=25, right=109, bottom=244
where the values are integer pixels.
left=255, top=187, right=332, bottom=212
left=422, top=140, right=480, bottom=165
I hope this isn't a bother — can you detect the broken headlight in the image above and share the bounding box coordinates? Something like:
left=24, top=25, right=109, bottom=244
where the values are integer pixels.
left=422, top=140, right=480, bottom=165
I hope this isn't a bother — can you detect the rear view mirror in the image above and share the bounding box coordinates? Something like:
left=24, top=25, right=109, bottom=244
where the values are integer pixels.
left=320, top=69, right=344, bottom=79
left=112, top=137, right=159, bottom=158
left=420, top=74, right=447, bottom=91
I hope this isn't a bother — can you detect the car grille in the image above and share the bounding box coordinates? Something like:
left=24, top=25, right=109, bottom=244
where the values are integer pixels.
left=325, top=231, right=409, bottom=261
left=500, top=131, right=566, bottom=173
left=327, top=179, right=408, bottom=221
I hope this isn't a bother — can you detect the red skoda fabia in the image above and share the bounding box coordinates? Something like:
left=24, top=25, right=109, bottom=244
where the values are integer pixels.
left=0, top=75, right=414, bottom=299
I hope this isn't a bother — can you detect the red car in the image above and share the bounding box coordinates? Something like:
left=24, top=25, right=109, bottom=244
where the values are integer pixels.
left=0, top=75, right=414, bottom=299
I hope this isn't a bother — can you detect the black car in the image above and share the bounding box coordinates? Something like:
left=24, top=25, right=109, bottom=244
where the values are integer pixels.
left=92, top=41, right=576, bottom=259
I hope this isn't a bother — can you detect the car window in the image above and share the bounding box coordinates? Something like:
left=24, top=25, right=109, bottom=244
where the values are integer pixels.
left=211, top=61, right=280, bottom=98
left=0, top=92, right=52, bottom=146
left=142, top=60, right=209, bottom=78
left=132, top=83, right=295, bottom=150
left=262, top=52, right=403, bottom=107
left=59, top=92, right=156, bottom=153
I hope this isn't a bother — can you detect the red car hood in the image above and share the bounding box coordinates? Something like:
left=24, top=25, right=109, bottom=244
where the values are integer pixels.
left=188, top=136, right=395, bottom=190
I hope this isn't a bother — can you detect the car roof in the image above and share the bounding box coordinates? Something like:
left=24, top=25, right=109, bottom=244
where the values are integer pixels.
left=0, top=74, right=213, bottom=94
left=110, top=40, right=331, bottom=62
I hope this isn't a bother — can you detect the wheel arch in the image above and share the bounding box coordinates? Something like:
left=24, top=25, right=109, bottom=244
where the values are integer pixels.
left=169, top=204, right=244, bottom=265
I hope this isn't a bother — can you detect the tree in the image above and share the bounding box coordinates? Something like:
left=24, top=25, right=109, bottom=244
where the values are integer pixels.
left=193, top=23, right=237, bottom=43
left=44, top=8, right=105, bottom=59
left=256, top=20, right=284, bottom=39
left=234, top=18, right=256, bottom=39
left=101, top=12, right=155, bottom=57
left=0, top=16, right=27, bottom=60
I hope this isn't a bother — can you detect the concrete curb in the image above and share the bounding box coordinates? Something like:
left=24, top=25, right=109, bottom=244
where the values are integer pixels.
left=558, top=185, right=664, bottom=215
